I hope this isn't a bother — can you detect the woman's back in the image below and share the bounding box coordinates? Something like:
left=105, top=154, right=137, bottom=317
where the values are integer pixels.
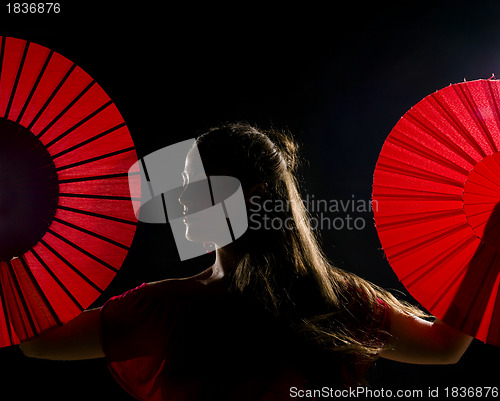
left=101, top=268, right=329, bottom=400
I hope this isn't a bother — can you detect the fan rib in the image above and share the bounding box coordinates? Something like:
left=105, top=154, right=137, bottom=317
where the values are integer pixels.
left=16, top=49, right=54, bottom=125
left=0, top=273, right=23, bottom=341
left=486, top=81, right=500, bottom=151
left=46, top=229, right=119, bottom=275
left=5, top=40, right=30, bottom=119
left=26, top=63, right=77, bottom=132
left=467, top=209, right=497, bottom=225
left=55, top=146, right=136, bottom=171
left=51, top=122, right=127, bottom=160
left=57, top=204, right=136, bottom=226
left=493, top=150, right=500, bottom=174
left=389, top=130, right=469, bottom=175
left=373, top=190, right=462, bottom=202
left=373, top=184, right=463, bottom=198
left=5, top=260, right=37, bottom=337
left=441, top=249, right=499, bottom=336
left=52, top=217, right=130, bottom=250
left=405, top=111, right=477, bottom=166
left=58, top=172, right=130, bottom=184
left=0, top=272, right=14, bottom=345
left=457, top=83, right=498, bottom=154
left=0, top=38, right=5, bottom=105
left=405, top=235, right=476, bottom=286
left=58, top=193, right=136, bottom=201
left=386, top=222, right=470, bottom=262
left=376, top=158, right=464, bottom=188
left=430, top=261, right=470, bottom=313
left=18, top=255, right=61, bottom=325
left=430, top=92, right=487, bottom=159
left=479, top=160, right=500, bottom=191
left=38, top=238, right=104, bottom=293
left=29, top=249, right=84, bottom=311
left=45, top=99, right=113, bottom=149
left=467, top=172, right=500, bottom=195
left=376, top=210, right=464, bottom=230
left=36, top=80, right=96, bottom=141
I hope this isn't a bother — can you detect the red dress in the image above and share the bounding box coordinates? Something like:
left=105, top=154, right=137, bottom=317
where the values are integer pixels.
left=100, top=269, right=390, bottom=401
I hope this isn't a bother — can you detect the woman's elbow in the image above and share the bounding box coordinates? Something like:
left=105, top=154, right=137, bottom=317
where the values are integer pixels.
left=433, top=321, right=474, bottom=365
left=381, top=309, right=473, bottom=365
left=20, top=337, right=49, bottom=359
left=18, top=309, right=104, bottom=360
left=433, top=350, right=461, bottom=365
left=437, top=340, right=471, bottom=365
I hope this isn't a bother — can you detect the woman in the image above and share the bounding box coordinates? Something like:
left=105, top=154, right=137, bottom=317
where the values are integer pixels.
left=21, top=123, right=473, bottom=400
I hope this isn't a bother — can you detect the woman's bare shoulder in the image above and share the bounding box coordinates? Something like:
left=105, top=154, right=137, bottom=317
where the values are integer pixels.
left=146, top=266, right=226, bottom=298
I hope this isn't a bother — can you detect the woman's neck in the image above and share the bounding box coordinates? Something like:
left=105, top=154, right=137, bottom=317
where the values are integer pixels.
left=212, top=243, right=239, bottom=279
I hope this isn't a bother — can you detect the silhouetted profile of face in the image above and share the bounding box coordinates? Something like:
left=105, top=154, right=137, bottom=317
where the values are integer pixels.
left=179, top=148, right=243, bottom=247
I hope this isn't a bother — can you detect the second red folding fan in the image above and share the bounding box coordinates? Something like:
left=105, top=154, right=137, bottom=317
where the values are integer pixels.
left=0, top=36, right=139, bottom=347
left=373, top=79, right=500, bottom=346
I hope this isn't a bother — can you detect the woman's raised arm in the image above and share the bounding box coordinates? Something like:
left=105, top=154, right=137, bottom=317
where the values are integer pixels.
left=380, top=306, right=473, bottom=365
left=20, top=308, right=104, bottom=360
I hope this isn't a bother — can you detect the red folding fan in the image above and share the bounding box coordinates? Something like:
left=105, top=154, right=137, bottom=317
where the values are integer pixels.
left=373, top=79, right=500, bottom=346
left=0, top=36, right=139, bottom=347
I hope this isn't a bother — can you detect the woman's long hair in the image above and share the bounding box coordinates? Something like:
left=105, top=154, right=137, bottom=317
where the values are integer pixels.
left=195, top=122, right=427, bottom=384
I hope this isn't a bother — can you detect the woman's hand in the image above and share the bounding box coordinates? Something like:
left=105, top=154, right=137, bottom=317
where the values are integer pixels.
left=380, top=306, right=473, bottom=365
left=20, top=308, right=104, bottom=360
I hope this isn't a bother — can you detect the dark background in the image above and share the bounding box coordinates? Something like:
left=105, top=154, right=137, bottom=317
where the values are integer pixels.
left=2, top=1, right=500, bottom=399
